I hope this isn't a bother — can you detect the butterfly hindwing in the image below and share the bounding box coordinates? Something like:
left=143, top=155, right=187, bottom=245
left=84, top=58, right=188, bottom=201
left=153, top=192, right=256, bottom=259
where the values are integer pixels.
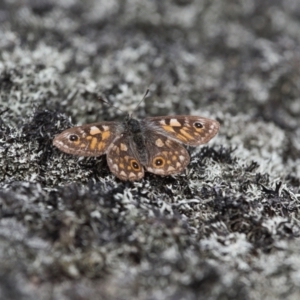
left=144, top=134, right=190, bottom=176
left=106, top=135, right=144, bottom=181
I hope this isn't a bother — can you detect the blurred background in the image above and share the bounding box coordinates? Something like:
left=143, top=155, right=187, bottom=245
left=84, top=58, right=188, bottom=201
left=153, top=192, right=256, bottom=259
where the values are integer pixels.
left=1, top=0, right=299, bottom=181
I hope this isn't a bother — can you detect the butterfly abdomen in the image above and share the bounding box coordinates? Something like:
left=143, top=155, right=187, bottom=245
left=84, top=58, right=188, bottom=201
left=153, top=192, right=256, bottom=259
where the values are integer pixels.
left=125, top=118, right=149, bottom=164
left=132, top=132, right=148, bottom=163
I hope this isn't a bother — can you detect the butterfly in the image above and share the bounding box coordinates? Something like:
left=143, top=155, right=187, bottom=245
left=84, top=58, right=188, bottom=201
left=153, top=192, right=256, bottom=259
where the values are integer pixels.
left=53, top=114, right=220, bottom=181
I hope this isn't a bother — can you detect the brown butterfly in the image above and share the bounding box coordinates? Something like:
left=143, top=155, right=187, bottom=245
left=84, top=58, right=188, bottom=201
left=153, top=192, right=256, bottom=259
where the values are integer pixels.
left=53, top=114, right=219, bottom=181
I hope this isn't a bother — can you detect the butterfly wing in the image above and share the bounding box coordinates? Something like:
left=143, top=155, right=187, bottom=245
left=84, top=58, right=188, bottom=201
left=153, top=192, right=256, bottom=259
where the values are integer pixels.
left=143, top=134, right=190, bottom=176
left=142, top=116, right=219, bottom=146
left=53, top=122, right=121, bottom=156
left=106, top=135, right=144, bottom=181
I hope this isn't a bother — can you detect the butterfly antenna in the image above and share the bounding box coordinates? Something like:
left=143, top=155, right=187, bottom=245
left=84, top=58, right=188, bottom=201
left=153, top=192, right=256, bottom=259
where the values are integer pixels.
left=133, top=88, right=150, bottom=112
left=130, top=89, right=150, bottom=116
left=99, top=89, right=150, bottom=118
left=98, top=96, right=125, bottom=114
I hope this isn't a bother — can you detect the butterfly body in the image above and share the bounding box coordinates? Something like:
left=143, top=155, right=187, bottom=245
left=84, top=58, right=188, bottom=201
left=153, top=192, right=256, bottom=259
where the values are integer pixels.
left=53, top=115, right=220, bottom=181
left=125, top=117, right=148, bottom=164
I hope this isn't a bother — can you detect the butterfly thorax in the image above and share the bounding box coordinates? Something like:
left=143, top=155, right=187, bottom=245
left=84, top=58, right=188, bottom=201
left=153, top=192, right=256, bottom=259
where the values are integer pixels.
left=123, top=117, right=148, bottom=163
left=126, top=118, right=141, bottom=133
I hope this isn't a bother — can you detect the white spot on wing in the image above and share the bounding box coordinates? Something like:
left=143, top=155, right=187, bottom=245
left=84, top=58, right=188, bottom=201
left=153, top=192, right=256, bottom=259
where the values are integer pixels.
left=120, top=143, right=128, bottom=151
left=90, top=126, right=101, bottom=135
left=155, top=139, right=164, bottom=147
left=129, top=172, right=136, bottom=179
left=179, top=155, right=185, bottom=162
left=170, top=119, right=181, bottom=126
left=120, top=171, right=127, bottom=177
left=79, top=129, right=86, bottom=137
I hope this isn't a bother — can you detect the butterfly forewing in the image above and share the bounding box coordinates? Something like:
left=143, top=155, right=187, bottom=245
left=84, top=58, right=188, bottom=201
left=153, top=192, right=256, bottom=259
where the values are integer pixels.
left=143, top=116, right=220, bottom=146
left=106, top=136, right=144, bottom=181
left=53, top=122, right=121, bottom=156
